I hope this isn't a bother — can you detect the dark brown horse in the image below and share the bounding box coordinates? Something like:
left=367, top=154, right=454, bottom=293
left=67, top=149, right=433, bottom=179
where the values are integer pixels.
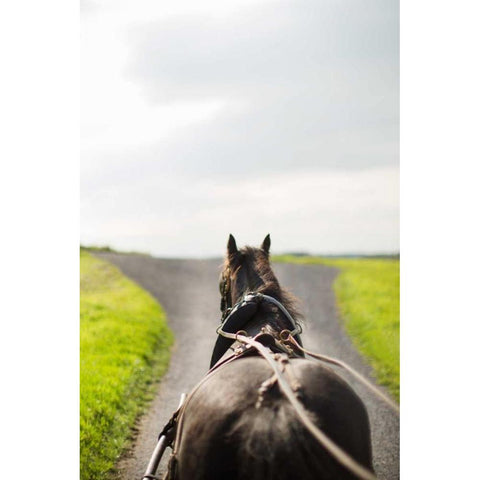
left=168, top=235, right=374, bottom=480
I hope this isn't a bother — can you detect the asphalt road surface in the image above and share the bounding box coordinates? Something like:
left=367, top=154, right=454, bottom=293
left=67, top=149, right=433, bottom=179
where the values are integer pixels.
left=96, top=253, right=399, bottom=480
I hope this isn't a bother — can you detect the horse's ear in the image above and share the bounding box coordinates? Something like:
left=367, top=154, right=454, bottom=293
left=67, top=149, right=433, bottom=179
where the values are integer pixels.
left=261, top=234, right=271, bottom=255
left=227, top=234, right=238, bottom=256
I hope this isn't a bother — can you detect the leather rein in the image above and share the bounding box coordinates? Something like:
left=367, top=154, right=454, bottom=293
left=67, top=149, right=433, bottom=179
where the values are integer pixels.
left=143, top=291, right=398, bottom=480
left=211, top=293, right=382, bottom=480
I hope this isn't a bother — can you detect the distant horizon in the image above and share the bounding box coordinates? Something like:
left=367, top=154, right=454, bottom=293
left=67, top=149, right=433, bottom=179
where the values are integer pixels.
left=81, top=244, right=400, bottom=260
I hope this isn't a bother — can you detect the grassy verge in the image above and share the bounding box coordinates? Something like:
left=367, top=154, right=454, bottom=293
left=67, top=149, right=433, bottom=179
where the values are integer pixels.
left=80, top=245, right=151, bottom=256
left=274, top=255, right=399, bottom=401
left=80, top=250, right=174, bottom=479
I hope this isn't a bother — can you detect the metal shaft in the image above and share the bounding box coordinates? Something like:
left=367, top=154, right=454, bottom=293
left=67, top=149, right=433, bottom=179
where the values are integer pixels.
left=143, top=435, right=168, bottom=479
left=141, top=393, right=186, bottom=480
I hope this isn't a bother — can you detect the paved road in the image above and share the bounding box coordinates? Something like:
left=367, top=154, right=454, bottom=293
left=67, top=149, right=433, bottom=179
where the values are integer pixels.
left=96, top=253, right=399, bottom=480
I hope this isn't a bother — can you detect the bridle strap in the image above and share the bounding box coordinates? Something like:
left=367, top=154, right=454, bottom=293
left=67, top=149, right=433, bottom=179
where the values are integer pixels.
left=220, top=267, right=232, bottom=315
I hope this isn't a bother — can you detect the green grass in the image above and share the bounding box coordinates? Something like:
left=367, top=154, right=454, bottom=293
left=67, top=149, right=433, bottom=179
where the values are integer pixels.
left=80, top=250, right=174, bottom=480
left=274, top=255, right=399, bottom=401
left=80, top=245, right=151, bottom=256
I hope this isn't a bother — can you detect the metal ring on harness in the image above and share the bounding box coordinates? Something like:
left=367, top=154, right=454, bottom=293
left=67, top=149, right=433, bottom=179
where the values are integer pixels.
left=279, top=329, right=291, bottom=341
left=235, top=330, right=248, bottom=342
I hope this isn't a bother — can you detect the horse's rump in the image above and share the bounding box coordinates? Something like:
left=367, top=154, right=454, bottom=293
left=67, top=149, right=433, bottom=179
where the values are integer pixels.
left=175, top=357, right=373, bottom=480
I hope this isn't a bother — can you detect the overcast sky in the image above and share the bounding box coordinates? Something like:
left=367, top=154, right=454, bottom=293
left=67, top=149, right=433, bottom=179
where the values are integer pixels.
left=81, top=0, right=398, bottom=257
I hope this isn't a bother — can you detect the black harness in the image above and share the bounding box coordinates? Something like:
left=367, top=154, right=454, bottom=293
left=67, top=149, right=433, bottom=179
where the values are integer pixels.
left=143, top=291, right=393, bottom=480
left=210, top=292, right=304, bottom=368
left=142, top=278, right=396, bottom=480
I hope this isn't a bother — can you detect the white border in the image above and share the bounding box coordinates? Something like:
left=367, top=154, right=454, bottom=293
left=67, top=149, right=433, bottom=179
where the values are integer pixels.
left=2, top=0, right=480, bottom=478
left=401, top=1, right=480, bottom=477
left=1, top=1, right=79, bottom=478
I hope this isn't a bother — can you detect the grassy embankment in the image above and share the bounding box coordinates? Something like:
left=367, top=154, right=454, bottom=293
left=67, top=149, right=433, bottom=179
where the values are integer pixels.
left=274, top=255, right=399, bottom=401
left=80, top=250, right=174, bottom=479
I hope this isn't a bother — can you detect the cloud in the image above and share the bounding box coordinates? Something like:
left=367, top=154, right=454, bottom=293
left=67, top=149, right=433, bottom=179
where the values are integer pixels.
left=81, top=0, right=399, bottom=255
left=126, top=1, right=398, bottom=103
left=86, top=0, right=397, bottom=177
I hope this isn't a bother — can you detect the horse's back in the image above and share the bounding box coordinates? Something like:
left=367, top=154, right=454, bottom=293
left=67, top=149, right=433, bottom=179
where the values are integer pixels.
left=174, top=356, right=373, bottom=480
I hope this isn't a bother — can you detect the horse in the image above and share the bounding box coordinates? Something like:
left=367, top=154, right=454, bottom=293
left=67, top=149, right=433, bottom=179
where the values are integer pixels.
left=166, top=234, right=374, bottom=480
